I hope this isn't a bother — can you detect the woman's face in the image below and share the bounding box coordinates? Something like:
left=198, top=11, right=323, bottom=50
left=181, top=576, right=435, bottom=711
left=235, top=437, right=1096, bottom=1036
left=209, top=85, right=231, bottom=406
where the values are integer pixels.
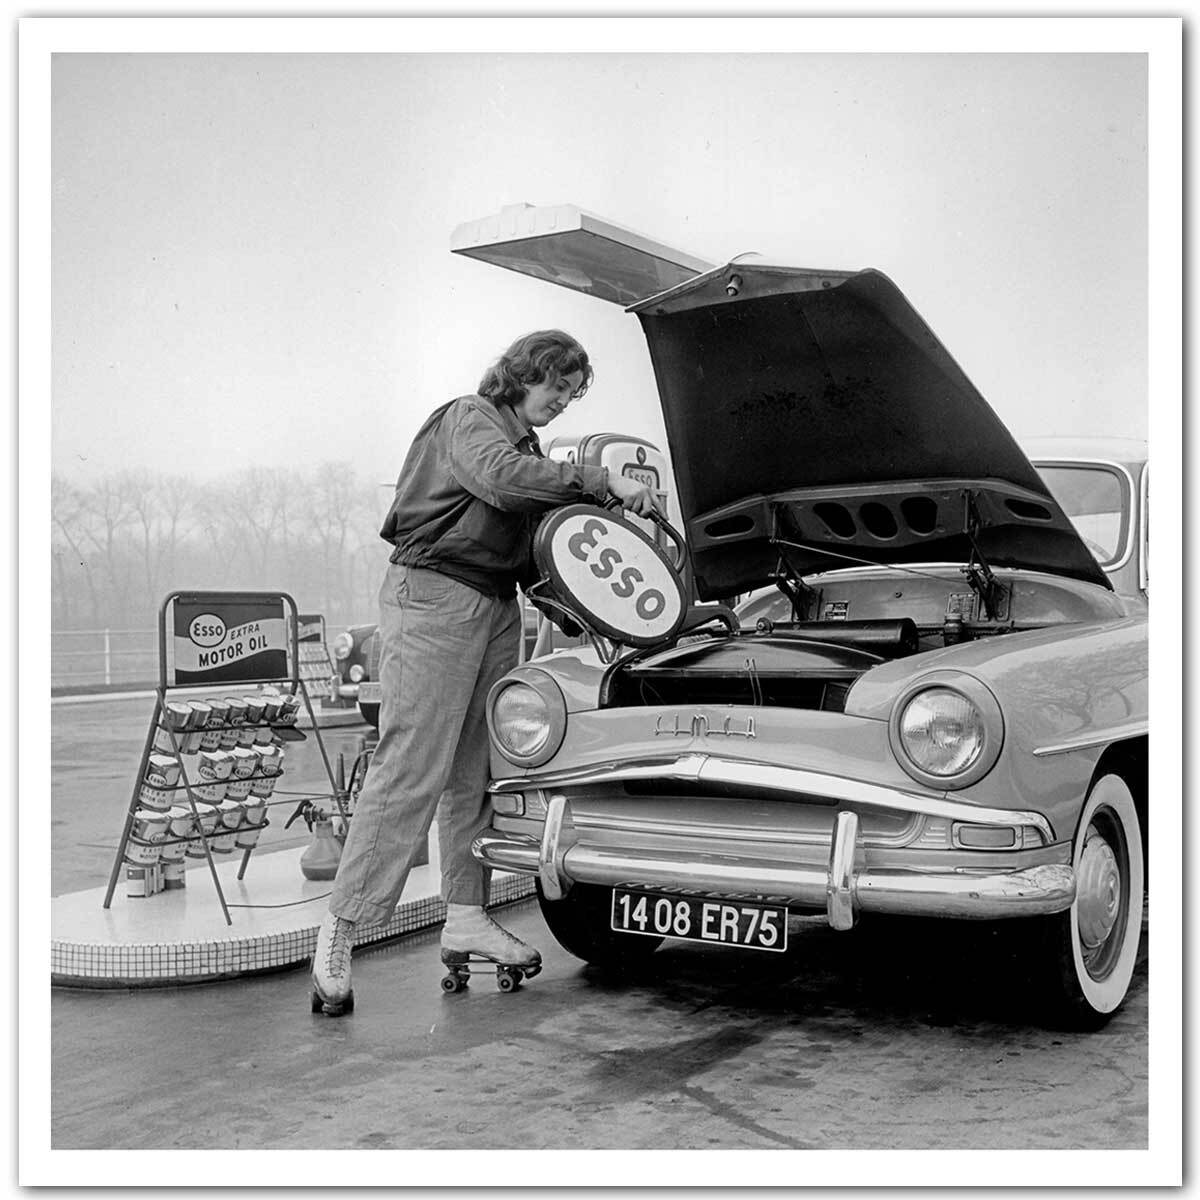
left=513, top=369, right=584, bottom=429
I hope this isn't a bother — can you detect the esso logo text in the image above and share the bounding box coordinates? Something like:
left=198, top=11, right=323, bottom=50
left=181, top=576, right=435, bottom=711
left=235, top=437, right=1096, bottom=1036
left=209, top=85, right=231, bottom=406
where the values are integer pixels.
left=189, top=614, right=227, bottom=648
left=549, top=514, right=683, bottom=641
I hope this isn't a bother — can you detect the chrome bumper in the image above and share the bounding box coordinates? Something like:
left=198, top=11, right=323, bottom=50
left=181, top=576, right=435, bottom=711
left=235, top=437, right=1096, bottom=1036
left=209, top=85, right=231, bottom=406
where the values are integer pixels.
left=487, top=753, right=1057, bottom=843
left=472, top=804, right=1076, bottom=928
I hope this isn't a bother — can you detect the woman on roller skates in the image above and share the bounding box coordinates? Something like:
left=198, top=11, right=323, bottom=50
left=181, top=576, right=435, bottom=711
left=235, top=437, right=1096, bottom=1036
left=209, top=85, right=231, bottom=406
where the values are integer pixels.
left=311, top=329, right=659, bottom=1014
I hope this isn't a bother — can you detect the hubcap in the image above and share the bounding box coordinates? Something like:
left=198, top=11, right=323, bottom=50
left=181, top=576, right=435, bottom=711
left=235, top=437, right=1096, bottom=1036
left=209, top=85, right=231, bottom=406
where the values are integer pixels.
left=1076, top=825, right=1122, bottom=954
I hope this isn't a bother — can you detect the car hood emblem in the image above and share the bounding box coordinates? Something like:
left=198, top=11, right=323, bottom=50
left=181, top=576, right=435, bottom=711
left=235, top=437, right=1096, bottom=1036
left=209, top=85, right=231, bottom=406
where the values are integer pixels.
left=655, top=711, right=756, bottom=739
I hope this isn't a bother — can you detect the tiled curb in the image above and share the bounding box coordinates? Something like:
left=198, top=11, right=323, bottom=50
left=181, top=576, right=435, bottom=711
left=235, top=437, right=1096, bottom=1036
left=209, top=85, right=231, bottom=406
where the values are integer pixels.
left=52, top=872, right=537, bottom=989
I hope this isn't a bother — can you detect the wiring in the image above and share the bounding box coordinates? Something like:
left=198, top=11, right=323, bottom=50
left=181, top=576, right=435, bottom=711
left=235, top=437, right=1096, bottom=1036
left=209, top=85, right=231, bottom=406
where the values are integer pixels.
left=226, top=892, right=332, bottom=909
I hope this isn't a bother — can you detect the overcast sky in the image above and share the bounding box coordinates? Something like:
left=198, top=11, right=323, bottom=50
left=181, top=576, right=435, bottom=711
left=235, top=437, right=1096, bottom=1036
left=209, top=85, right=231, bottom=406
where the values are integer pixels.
left=51, top=51, right=1146, bottom=490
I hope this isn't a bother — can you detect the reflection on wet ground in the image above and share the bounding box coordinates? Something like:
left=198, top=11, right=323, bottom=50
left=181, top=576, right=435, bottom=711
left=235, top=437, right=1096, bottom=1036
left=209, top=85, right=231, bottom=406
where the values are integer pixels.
left=52, top=902, right=1148, bottom=1151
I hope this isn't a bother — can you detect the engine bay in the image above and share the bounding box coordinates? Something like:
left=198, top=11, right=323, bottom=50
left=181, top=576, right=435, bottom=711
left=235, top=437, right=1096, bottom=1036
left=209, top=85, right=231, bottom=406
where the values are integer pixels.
left=602, top=568, right=1131, bottom=713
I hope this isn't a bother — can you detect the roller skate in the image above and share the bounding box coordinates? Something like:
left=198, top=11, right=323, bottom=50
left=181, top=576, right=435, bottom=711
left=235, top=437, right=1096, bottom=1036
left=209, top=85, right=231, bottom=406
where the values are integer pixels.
left=310, top=912, right=356, bottom=1016
left=439, top=904, right=542, bottom=994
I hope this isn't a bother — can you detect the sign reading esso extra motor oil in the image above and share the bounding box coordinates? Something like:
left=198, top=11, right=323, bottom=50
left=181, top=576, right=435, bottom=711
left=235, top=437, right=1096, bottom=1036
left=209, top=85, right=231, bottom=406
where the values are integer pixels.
left=171, top=597, right=289, bottom=686
left=534, top=505, right=687, bottom=647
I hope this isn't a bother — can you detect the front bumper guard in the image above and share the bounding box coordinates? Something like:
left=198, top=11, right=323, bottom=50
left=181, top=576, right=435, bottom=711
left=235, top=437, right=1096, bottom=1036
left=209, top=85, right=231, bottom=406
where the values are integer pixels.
left=476, top=754, right=1075, bottom=927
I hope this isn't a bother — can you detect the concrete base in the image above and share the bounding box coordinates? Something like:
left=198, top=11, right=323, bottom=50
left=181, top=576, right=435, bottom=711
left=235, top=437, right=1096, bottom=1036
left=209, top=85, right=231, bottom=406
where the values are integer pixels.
left=51, top=848, right=535, bottom=988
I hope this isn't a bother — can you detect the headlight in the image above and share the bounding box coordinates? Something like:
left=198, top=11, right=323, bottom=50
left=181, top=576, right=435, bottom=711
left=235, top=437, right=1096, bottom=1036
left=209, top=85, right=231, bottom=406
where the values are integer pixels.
left=348, top=664, right=365, bottom=683
left=332, top=632, right=354, bottom=661
left=899, top=689, right=984, bottom=775
left=488, top=669, right=567, bottom=767
left=889, top=674, right=1003, bottom=789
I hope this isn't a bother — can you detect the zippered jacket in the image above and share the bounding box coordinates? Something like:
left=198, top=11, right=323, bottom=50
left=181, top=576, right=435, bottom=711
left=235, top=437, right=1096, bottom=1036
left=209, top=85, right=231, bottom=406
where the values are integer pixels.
left=379, top=393, right=609, bottom=597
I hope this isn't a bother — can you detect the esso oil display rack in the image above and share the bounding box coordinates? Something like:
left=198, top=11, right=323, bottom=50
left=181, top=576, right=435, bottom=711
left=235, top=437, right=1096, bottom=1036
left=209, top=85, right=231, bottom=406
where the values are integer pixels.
left=101, top=591, right=348, bottom=925
left=296, top=612, right=338, bottom=702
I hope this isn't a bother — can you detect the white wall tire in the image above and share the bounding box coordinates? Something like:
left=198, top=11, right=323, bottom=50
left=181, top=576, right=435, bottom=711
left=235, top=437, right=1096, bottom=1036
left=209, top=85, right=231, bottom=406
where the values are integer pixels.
left=1042, top=773, right=1144, bottom=1028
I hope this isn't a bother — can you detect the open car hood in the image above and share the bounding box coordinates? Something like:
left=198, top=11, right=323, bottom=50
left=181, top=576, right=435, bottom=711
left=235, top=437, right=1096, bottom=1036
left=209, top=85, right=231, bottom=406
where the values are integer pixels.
left=449, top=206, right=1109, bottom=600
left=628, top=264, right=1111, bottom=599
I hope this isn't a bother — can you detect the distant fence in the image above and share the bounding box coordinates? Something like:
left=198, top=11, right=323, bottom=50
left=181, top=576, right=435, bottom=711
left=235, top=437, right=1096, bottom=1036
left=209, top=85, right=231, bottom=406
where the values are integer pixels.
left=51, top=629, right=162, bottom=693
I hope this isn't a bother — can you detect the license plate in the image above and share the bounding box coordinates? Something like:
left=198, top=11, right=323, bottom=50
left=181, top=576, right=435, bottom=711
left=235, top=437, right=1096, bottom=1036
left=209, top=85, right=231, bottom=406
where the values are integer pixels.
left=610, top=888, right=788, bottom=953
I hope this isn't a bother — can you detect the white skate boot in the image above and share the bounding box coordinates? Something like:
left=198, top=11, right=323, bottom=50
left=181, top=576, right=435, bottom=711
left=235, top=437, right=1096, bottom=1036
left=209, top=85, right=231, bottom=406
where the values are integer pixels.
left=439, top=904, right=542, bottom=994
left=310, top=912, right=356, bottom=1015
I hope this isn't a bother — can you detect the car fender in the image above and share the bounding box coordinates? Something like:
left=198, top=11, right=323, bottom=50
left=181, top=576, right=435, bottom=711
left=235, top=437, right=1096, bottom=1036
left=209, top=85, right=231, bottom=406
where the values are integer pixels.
left=514, top=646, right=607, bottom=712
left=846, top=615, right=1147, bottom=839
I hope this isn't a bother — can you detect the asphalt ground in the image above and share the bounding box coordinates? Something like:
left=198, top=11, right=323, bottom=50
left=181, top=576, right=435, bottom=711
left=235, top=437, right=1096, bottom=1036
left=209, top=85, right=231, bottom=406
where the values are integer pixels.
left=48, top=696, right=1149, bottom=1153
left=51, top=900, right=1148, bottom=1151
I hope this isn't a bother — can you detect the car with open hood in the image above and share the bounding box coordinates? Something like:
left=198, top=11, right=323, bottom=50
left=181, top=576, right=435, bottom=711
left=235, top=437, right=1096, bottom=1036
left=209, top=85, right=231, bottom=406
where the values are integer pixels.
left=454, top=205, right=1148, bottom=1028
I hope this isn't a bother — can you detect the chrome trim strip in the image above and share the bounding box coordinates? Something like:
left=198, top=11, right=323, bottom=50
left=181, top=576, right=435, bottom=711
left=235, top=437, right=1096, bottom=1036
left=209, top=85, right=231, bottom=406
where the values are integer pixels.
left=490, top=754, right=1055, bottom=843
left=471, top=831, right=1076, bottom=920
left=1138, top=462, right=1148, bottom=592
left=491, top=753, right=705, bottom=793
left=538, top=793, right=568, bottom=900
left=1032, top=721, right=1148, bottom=757
left=1030, top=457, right=1137, bottom=573
left=827, top=810, right=859, bottom=930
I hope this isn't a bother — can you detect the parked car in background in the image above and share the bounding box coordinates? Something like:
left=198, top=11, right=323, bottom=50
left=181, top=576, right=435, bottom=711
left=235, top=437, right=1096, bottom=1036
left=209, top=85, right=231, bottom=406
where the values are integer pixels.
left=1025, top=437, right=1147, bottom=603
left=455, top=210, right=1147, bottom=1029
left=330, top=623, right=382, bottom=725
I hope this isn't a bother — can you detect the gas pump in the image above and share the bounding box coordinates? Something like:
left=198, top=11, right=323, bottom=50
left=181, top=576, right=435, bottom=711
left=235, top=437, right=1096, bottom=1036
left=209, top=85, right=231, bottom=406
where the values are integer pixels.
left=524, top=433, right=692, bottom=659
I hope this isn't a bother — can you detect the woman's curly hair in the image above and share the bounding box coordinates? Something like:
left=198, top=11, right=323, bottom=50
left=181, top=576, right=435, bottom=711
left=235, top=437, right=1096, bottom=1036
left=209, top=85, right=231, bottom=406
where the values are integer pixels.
left=477, top=329, right=593, bottom=407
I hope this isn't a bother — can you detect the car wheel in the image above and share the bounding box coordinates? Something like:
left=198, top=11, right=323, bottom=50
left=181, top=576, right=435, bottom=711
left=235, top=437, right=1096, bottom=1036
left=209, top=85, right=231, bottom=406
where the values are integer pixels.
left=358, top=702, right=380, bottom=729
left=535, top=881, right=663, bottom=970
left=1037, top=773, right=1145, bottom=1029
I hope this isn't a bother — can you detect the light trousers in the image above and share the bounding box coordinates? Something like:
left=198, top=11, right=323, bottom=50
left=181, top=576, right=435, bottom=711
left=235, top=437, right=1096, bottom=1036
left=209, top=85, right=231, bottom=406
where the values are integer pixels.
left=329, top=562, right=520, bottom=925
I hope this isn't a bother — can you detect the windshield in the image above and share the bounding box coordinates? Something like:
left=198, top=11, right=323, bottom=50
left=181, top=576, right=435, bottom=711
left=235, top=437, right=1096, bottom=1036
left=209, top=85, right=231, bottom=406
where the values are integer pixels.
left=1034, top=464, right=1130, bottom=567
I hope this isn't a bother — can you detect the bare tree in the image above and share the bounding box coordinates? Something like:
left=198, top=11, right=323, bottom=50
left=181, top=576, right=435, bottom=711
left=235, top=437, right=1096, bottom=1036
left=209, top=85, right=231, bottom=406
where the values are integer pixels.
left=51, top=474, right=100, bottom=625
left=50, top=463, right=393, bottom=634
left=118, top=469, right=162, bottom=603
left=156, top=472, right=198, bottom=588
left=81, top=477, right=137, bottom=622
left=309, top=461, right=361, bottom=616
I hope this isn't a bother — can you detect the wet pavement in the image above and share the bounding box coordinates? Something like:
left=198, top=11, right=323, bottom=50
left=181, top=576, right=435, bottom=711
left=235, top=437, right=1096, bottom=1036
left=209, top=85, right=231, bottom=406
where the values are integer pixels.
left=49, top=695, right=1149, bottom=1152
left=52, top=900, right=1148, bottom=1151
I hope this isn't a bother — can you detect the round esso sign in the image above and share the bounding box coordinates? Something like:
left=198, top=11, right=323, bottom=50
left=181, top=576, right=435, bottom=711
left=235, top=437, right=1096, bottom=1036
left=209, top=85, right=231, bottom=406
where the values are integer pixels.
left=189, top=613, right=227, bottom=648
left=534, top=506, right=687, bottom=646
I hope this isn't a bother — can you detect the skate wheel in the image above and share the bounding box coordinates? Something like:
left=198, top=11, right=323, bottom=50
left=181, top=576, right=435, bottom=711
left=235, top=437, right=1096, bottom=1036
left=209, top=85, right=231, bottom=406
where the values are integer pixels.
left=441, top=974, right=461, bottom=994
left=497, top=969, right=520, bottom=992
left=312, top=988, right=354, bottom=1016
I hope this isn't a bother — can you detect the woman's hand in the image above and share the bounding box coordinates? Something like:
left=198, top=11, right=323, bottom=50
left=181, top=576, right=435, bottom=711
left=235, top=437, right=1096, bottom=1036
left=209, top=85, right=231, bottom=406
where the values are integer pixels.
left=608, top=473, right=662, bottom=518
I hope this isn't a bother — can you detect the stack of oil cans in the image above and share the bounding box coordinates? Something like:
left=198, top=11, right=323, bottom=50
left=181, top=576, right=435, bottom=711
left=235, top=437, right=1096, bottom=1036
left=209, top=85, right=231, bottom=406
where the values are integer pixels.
left=124, top=689, right=296, bottom=898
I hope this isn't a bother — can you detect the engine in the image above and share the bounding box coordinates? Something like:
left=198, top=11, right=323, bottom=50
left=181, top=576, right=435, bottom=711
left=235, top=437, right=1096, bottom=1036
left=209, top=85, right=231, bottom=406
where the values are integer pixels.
left=603, top=621, right=919, bottom=713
